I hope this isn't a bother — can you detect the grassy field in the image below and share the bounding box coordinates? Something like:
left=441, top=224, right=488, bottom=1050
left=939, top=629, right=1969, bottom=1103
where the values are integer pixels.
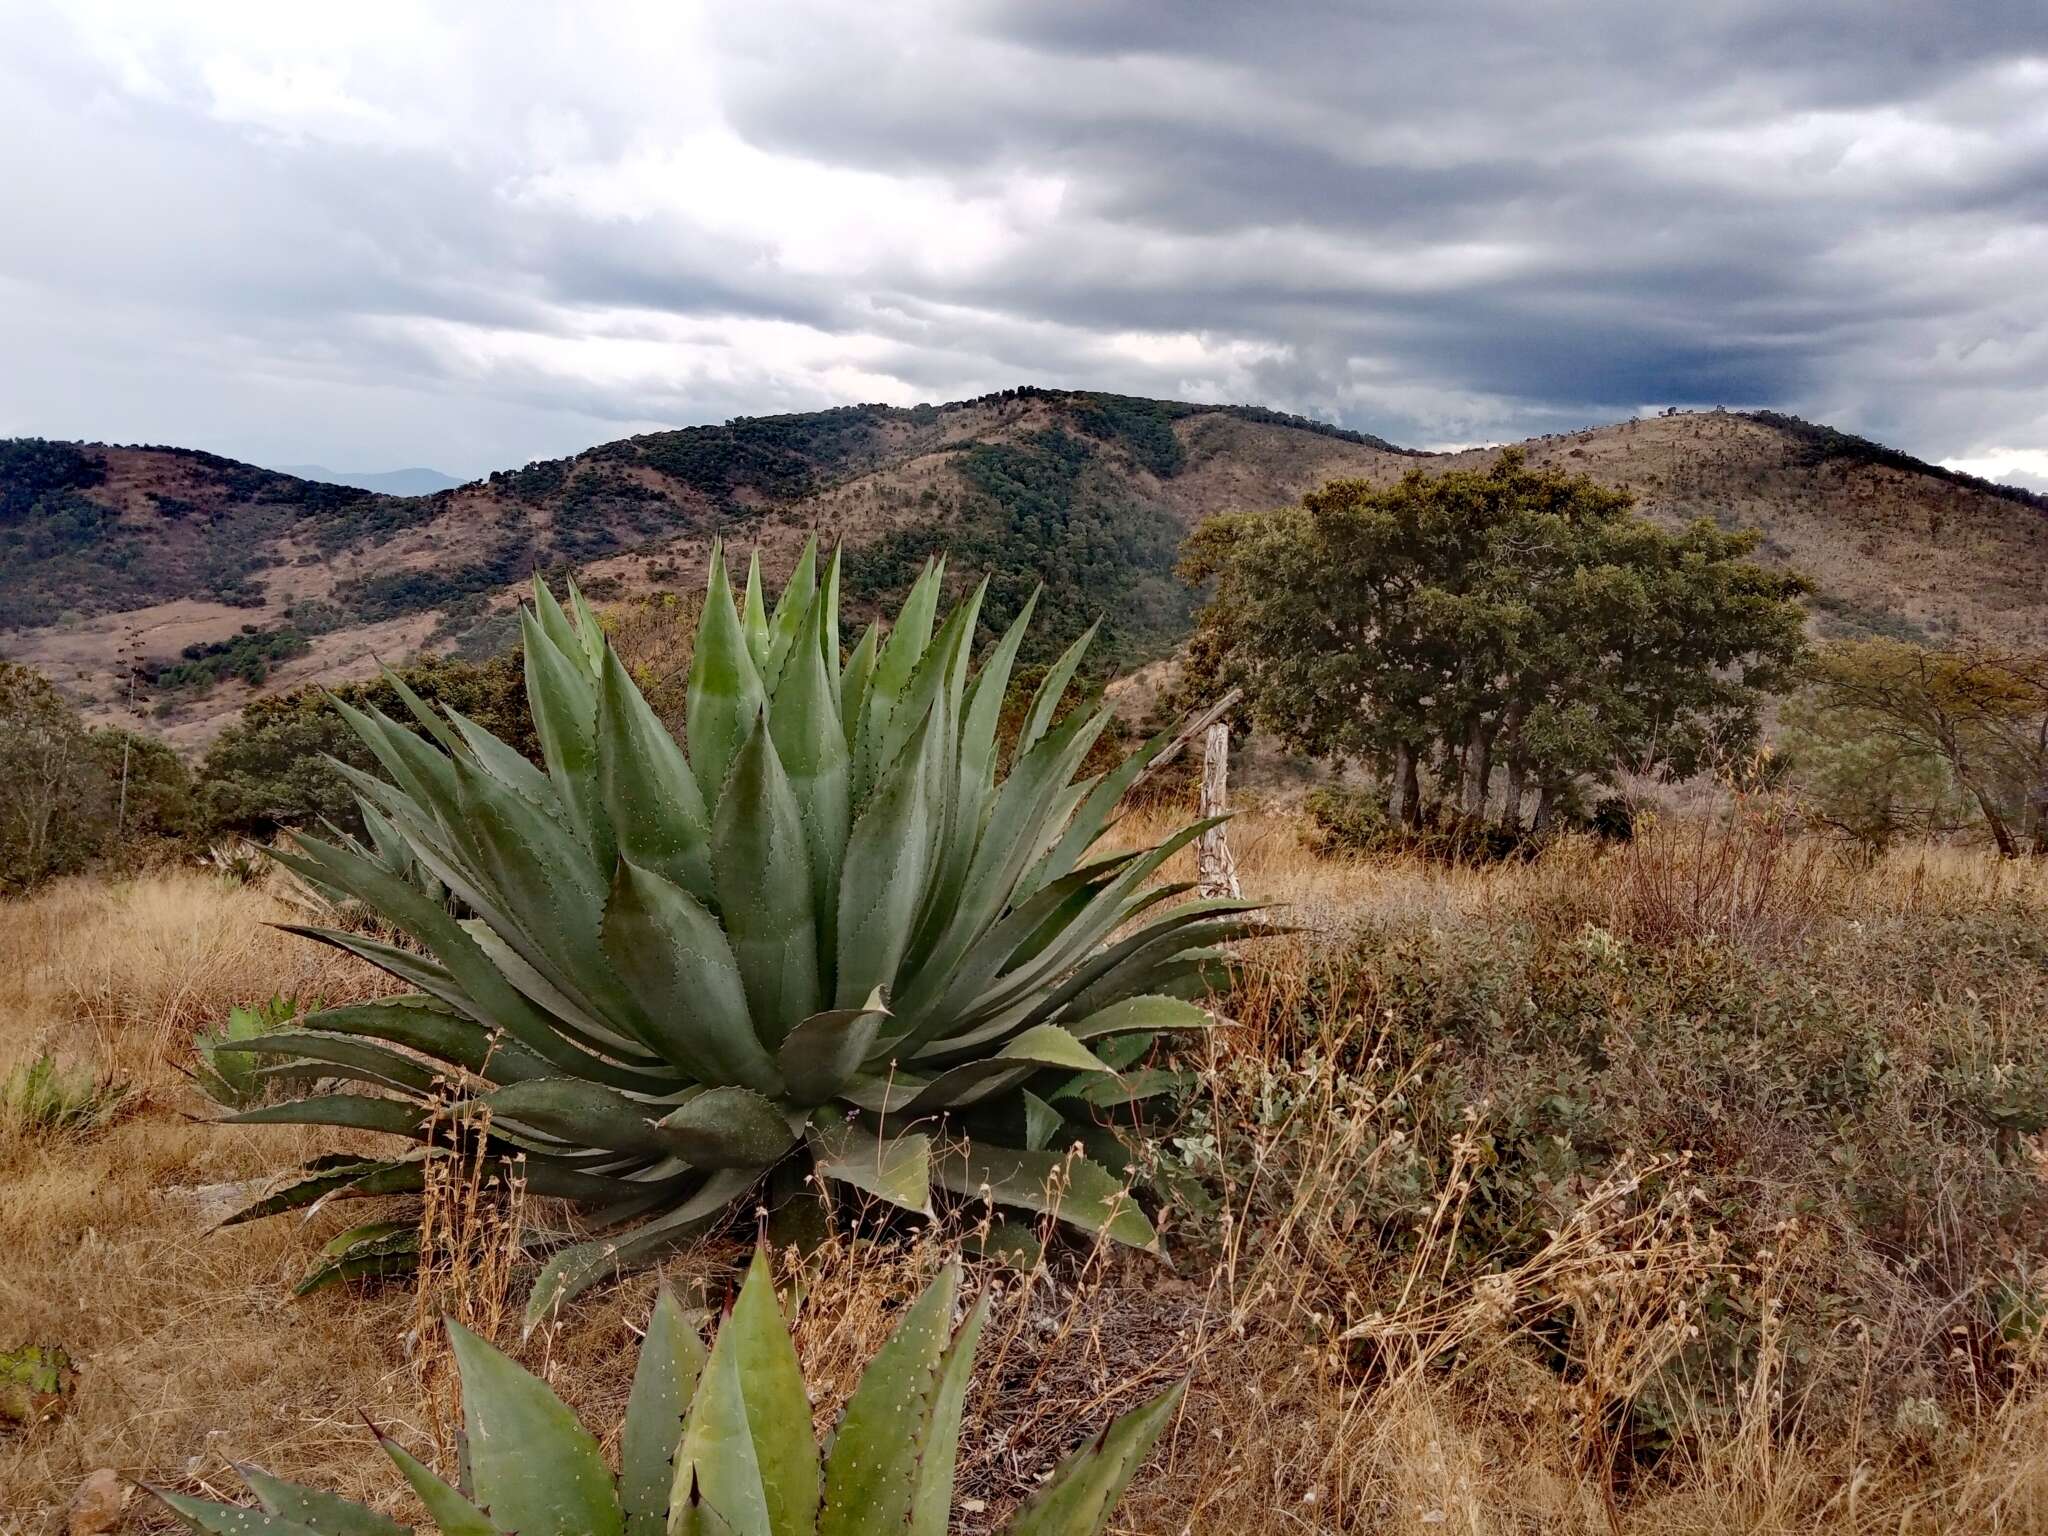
left=4, top=806, right=2047, bottom=1533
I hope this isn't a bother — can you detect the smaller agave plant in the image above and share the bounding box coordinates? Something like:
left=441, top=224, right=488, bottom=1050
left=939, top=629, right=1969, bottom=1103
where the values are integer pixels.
left=211, top=540, right=1258, bottom=1324
left=149, top=1251, right=1182, bottom=1536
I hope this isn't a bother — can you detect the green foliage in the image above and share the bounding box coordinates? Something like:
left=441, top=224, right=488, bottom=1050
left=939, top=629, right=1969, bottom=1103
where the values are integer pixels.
left=221, top=544, right=1239, bottom=1320
left=150, top=1255, right=1180, bottom=1536
left=1796, top=639, right=2048, bottom=857
left=1754, top=410, right=2048, bottom=514
left=0, top=1344, right=75, bottom=1430
left=0, top=663, right=196, bottom=893
left=1302, top=787, right=1396, bottom=857
left=1063, top=393, right=1193, bottom=477
left=846, top=429, right=1195, bottom=669
left=194, top=994, right=319, bottom=1110
left=195, top=652, right=536, bottom=840
left=1184, top=450, right=1810, bottom=829
left=147, top=625, right=311, bottom=695
left=1, top=1052, right=131, bottom=1140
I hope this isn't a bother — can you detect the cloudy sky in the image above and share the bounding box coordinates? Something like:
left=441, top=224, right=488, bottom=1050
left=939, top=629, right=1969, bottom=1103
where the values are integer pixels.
left=3, top=1, right=2047, bottom=485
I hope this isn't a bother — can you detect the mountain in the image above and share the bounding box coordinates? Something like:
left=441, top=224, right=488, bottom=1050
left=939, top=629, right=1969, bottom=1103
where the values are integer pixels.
left=3, top=389, right=2045, bottom=748
left=272, top=464, right=464, bottom=496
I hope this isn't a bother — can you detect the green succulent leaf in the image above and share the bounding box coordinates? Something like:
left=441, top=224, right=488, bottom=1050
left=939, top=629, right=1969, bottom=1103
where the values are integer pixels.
left=377, top=1434, right=502, bottom=1536
left=622, top=1288, right=708, bottom=1536
left=236, top=1464, right=410, bottom=1536
left=934, top=1143, right=1159, bottom=1252
left=712, top=713, right=821, bottom=1045
left=688, top=542, right=770, bottom=810
left=818, top=1264, right=958, bottom=1536
left=998, top=1382, right=1185, bottom=1536
left=656, top=1087, right=798, bottom=1169
left=477, top=1078, right=669, bottom=1157
left=146, top=1487, right=324, bottom=1536
left=776, top=991, right=889, bottom=1107
left=448, top=1319, right=624, bottom=1536
left=672, top=1250, right=818, bottom=1536
left=806, top=1118, right=932, bottom=1216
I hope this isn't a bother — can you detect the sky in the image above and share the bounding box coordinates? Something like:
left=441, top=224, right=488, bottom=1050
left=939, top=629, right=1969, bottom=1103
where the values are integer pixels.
left=3, top=1, right=2047, bottom=487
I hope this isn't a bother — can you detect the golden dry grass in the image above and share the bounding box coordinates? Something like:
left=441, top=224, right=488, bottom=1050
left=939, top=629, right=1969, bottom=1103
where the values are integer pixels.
left=4, top=835, right=2048, bottom=1533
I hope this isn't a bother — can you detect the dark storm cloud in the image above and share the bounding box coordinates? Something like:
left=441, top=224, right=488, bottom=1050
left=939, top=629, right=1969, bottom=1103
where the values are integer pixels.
left=2, top=1, right=2046, bottom=473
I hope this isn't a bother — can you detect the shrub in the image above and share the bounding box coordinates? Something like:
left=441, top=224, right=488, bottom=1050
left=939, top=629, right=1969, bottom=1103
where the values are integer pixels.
left=1, top=1052, right=131, bottom=1141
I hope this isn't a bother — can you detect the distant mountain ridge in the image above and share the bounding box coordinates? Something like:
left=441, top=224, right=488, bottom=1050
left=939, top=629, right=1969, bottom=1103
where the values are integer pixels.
left=272, top=464, right=464, bottom=496
left=3, top=387, right=2044, bottom=747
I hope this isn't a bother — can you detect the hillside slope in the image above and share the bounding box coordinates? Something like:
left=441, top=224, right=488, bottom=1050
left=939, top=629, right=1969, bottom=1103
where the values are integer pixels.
left=3, top=392, right=2043, bottom=747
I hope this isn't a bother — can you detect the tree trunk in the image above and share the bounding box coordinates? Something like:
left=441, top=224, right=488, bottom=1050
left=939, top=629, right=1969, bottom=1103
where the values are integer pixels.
left=1533, top=781, right=1558, bottom=836
left=1389, top=741, right=1414, bottom=826
left=1461, top=717, right=1493, bottom=820
left=1195, top=721, right=1240, bottom=899
left=1402, top=748, right=1423, bottom=828
left=1503, top=756, right=1527, bottom=832
left=1974, top=785, right=2019, bottom=859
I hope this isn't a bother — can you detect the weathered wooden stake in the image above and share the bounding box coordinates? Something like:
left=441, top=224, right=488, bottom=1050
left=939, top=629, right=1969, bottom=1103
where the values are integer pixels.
left=1195, top=719, right=1240, bottom=899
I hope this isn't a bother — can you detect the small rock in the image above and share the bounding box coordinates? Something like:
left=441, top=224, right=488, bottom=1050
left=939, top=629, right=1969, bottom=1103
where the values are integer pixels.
left=69, top=1468, right=130, bottom=1536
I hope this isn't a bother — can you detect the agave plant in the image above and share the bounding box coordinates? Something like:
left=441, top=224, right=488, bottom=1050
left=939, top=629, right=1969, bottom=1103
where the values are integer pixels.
left=150, top=1251, right=1180, bottom=1536
left=194, top=993, right=322, bottom=1109
left=217, top=540, right=1255, bottom=1323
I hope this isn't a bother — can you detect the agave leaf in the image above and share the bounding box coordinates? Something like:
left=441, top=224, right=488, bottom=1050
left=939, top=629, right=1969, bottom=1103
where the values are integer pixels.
left=220, top=1093, right=429, bottom=1138
left=297, top=997, right=552, bottom=1086
left=834, top=705, right=937, bottom=1008
left=814, top=546, right=841, bottom=673
left=293, top=1223, right=420, bottom=1296
left=207, top=1032, right=441, bottom=1097
left=237, top=1463, right=410, bottom=1536
left=669, top=1471, right=739, bottom=1536
left=1024, top=721, right=1180, bottom=898
left=837, top=624, right=878, bottom=756
left=522, top=607, right=611, bottom=869
left=998, top=1382, right=1184, bottom=1536
left=479, top=1079, right=669, bottom=1157
left=934, top=1143, right=1158, bottom=1251
left=857, top=558, right=944, bottom=789
left=1068, top=1068, right=1195, bottom=1109
left=218, top=1153, right=429, bottom=1227
left=1021, top=1092, right=1064, bottom=1152
left=599, top=642, right=713, bottom=905
left=671, top=1250, right=818, bottom=1536
left=1063, top=995, right=1215, bottom=1039
left=378, top=1431, right=503, bottom=1535
left=768, top=586, right=851, bottom=979
left=806, top=1119, right=932, bottom=1216
left=622, top=1288, right=708, bottom=1536
left=713, top=714, right=821, bottom=1045
left=903, top=1026, right=1109, bottom=1113
left=741, top=551, right=771, bottom=672
left=446, top=706, right=558, bottom=811
left=907, top=1289, right=990, bottom=1536
left=524, top=1169, right=757, bottom=1333
left=1013, top=620, right=1098, bottom=763
left=818, top=1265, right=957, bottom=1536
left=145, top=1488, right=324, bottom=1536
left=655, top=1087, right=798, bottom=1170
left=687, top=542, right=769, bottom=810
left=600, top=862, right=781, bottom=1096
left=776, top=990, right=889, bottom=1107
left=564, top=574, right=610, bottom=677
left=447, top=1319, right=624, bottom=1536
left=762, top=535, right=818, bottom=688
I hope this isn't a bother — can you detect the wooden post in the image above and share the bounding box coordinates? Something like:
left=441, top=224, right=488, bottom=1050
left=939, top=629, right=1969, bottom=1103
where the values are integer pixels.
left=1195, top=720, right=1240, bottom=899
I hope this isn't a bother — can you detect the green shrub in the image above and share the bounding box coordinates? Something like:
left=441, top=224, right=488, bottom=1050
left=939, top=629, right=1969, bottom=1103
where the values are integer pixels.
left=1, top=1053, right=132, bottom=1140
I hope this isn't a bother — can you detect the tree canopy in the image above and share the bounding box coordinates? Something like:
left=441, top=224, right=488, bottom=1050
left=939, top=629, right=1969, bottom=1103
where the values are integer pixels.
left=1181, top=451, right=1809, bottom=829
left=1794, top=639, right=2047, bottom=857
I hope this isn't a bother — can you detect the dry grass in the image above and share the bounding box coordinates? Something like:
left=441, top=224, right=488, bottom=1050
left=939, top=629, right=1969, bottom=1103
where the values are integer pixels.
left=4, top=834, right=2048, bottom=1532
